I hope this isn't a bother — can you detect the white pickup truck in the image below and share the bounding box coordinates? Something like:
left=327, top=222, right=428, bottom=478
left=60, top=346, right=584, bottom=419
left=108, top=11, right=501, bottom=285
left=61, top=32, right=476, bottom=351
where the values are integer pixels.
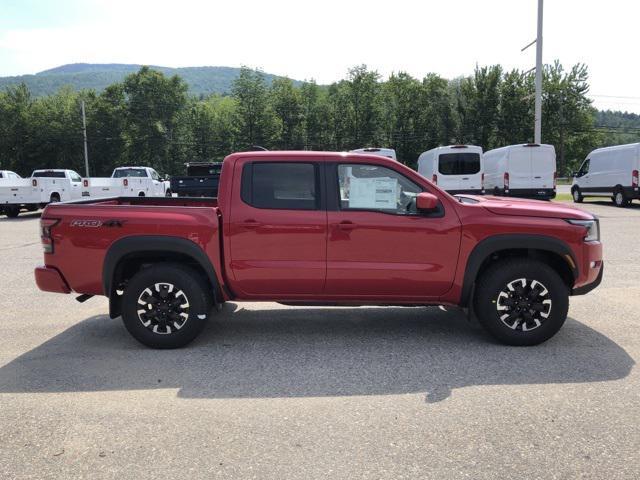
left=1, top=169, right=84, bottom=218
left=82, top=167, right=171, bottom=199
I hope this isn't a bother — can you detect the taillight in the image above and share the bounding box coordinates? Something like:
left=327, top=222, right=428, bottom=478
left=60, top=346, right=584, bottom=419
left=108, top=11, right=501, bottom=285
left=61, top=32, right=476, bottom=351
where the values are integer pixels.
left=32, top=179, right=38, bottom=187
left=123, top=178, right=129, bottom=187
left=633, top=170, right=638, bottom=188
left=432, top=174, right=437, bottom=185
left=83, top=179, right=89, bottom=187
left=553, top=171, right=557, bottom=189
left=504, top=172, right=510, bottom=189
left=40, top=218, right=60, bottom=254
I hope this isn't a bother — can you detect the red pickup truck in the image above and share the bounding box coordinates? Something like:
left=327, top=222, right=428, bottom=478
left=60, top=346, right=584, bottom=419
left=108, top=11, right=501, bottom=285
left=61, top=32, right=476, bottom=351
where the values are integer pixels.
left=35, top=151, right=603, bottom=348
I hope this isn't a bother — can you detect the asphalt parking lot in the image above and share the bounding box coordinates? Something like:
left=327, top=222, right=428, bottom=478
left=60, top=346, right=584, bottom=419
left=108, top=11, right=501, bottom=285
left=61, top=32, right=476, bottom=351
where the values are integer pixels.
left=0, top=201, right=638, bottom=479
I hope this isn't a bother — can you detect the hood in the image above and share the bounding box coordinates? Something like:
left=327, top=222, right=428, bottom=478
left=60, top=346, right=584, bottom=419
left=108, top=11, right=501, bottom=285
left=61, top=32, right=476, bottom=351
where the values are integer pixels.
left=456, top=195, right=594, bottom=220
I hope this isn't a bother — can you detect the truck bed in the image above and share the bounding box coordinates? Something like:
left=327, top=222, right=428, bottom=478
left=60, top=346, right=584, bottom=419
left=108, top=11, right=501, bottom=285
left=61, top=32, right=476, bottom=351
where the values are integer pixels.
left=40, top=196, right=221, bottom=296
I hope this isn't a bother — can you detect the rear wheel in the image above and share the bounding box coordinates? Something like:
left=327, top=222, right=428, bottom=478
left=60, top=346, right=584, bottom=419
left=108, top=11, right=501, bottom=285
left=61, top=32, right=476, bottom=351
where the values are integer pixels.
left=473, top=259, right=569, bottom=346
left=49, top=193, right=60, bottom=203
left=5, top=206, right=20, bottom=218
left=121, top=264, right=213, bottom=348
left=571, top=186, right=583, bottom=203
left=165, top=189, right=172, bottom=197
left=613, top=187, right=629, bottom=207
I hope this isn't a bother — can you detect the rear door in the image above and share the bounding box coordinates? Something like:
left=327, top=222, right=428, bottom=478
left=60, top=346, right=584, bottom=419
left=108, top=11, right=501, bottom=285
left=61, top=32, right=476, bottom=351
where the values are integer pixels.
left=227, top=159, right=327, bottom=297
left=530, top=147, right=555, bottom=189
left=508, top=148, right=531, bottom=190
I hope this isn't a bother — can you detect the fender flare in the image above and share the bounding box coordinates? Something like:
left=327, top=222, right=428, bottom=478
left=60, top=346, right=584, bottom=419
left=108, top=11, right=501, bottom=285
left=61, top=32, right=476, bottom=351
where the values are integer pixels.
left=460, top=234, right=578, bottom=306
left=103, top=236, right=220, bottom=315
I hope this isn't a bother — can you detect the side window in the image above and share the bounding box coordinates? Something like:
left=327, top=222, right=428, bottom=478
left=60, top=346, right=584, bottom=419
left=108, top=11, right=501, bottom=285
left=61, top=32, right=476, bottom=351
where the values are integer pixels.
left=241, top=162, right=318, bottom=210
left=579, top=159, right=590, bottom=176
left=150, top=170, right=160, bottom=181
left=69, top=172, right=82, bottom=182
left=337, top=164, right=422, bottom=215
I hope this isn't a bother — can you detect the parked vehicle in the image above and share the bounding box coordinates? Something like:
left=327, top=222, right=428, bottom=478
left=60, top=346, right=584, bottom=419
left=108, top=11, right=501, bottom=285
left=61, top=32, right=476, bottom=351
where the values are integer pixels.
left=0, top=170, right=21, bottom=180
left=350, top=147, right=397, bottom=161
left=35, top=151, right=603, bottom=349
left=1, top=169, right=83, bottom=218
left=82, top=167, right=171, bottom=199
left=571, top=143, right=640, bottom=207
left=484, top=144, right=556, bottom=199
left=170, top=162, right=222, bottom=197
left=417, top=145, right=484, bottom=194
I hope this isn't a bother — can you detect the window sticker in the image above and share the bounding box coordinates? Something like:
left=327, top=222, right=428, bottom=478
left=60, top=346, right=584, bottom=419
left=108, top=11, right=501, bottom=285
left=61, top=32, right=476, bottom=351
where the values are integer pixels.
left=348, top=177, right=398, bottom=209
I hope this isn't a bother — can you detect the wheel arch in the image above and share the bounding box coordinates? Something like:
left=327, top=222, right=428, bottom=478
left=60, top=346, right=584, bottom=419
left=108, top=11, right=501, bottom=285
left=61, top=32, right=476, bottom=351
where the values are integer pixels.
left=103, top=236, right=222, bottom=318
left=460, top=234, right=578, bottom=307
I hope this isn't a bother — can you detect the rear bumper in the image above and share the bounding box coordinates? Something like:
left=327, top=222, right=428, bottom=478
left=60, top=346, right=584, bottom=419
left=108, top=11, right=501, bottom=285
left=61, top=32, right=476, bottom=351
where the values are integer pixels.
left=504, top=188, right=556, bottom=199
left=34, top=266, right=71, bottom=294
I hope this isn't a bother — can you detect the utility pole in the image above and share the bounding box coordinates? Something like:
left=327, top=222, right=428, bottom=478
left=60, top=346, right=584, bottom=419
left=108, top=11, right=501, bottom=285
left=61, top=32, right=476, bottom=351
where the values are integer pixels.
left=81, top=100, right=90, bottom=177
left=534, top=0, right=543, bottom=144
left=522, top=0, right=544, bottom=143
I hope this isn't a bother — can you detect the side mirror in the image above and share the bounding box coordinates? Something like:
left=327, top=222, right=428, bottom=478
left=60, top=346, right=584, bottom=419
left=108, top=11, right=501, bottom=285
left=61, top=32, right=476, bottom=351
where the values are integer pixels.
left=416, top=192, right=439, bottom=211
left=572, top=171, right=578, bottom=178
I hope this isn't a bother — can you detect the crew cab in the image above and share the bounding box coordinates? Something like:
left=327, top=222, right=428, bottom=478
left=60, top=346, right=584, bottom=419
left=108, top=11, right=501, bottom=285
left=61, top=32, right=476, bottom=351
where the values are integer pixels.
left=170, top=162, right=222, bottom=197
left=35, top=151, right=603, bottom=348
left=82, top=167, right=171, bottom=199
left=1, top=169, right=83, bottom=218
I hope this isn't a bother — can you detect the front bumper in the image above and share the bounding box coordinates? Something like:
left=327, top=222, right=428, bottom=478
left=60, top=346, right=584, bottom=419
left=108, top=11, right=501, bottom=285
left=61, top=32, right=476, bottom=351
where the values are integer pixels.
left=572, top=262, right=603, bottom=295
left=34, top=266, right=71, bottom=294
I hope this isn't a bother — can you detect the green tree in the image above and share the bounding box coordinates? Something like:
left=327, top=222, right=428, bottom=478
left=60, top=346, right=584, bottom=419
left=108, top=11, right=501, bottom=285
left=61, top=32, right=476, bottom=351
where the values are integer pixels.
left=270, top=78, right=302, bottom=149
left=122, top=66, right=188, bottom=174
left=232, top=67, right=275, bottom=149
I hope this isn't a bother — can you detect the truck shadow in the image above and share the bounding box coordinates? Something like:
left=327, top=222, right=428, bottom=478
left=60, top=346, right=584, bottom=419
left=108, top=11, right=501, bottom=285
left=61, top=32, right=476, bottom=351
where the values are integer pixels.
left=0, top=305, right=633, bottom=402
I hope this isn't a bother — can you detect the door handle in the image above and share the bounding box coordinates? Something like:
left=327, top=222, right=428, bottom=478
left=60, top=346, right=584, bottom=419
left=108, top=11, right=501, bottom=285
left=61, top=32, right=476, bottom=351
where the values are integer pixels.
left=336, top=221, right=356, bottom=230
left=241, top=220, right=262, bottom=228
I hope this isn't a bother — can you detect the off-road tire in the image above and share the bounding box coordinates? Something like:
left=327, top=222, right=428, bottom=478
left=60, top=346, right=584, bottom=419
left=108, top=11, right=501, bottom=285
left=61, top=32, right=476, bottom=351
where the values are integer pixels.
left=122, top=263, right=213, bottom=348
left=473, top=259, right=569, bottom=346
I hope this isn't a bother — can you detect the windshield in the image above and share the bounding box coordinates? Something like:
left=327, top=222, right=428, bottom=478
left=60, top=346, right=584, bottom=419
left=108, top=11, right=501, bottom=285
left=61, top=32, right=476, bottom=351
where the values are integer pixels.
left=438, top=153, right=481, bottom=175
left=113, top=168, right=147, bottom=178
left=187, top=164, right=222, bottom=176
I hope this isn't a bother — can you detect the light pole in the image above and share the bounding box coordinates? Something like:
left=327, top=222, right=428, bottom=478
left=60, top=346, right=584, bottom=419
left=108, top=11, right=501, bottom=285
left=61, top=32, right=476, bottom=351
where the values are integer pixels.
left=81, top=100, right=90, bottom=177
left=534, top=0, right=543, bottom=144
left=522, top=0, right=544, bottom=143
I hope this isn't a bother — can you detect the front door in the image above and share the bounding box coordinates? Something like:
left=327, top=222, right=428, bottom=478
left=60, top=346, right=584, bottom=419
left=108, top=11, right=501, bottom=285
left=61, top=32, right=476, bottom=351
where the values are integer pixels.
left=228, top=160, right=327, bottom=297
left=325, top=163, right=461, bottom=299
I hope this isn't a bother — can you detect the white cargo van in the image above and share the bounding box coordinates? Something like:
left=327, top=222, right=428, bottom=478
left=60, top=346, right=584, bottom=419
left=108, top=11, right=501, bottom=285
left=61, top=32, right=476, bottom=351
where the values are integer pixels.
left=417, top=145, right=484, bottom=194
left=350, top=148, right=397, bottom=161
left=571, top=143, right=640, bottom=207
left=483, top=144, right=556, bottom=199
left=0, top=169, right=83, bottom=218
left=82, top=166, right=171, bottom=198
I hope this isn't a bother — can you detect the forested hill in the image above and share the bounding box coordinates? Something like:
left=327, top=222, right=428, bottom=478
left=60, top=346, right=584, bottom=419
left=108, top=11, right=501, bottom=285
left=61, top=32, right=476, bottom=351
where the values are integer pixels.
left=0, top=63, right=300, bottom=97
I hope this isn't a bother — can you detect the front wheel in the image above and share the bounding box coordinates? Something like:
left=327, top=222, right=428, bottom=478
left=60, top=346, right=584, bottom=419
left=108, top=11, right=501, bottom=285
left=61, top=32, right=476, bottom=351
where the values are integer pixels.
left=473, top=259, right=569, bottom=346
left=122, top=264, right=213, bottom=348
left=571, top=186, right=583, bottom=203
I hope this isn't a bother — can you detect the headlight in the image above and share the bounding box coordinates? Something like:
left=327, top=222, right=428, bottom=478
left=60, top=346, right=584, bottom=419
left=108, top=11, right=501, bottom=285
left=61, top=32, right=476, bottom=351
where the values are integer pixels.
left=566, top=219, right=600, bottom=242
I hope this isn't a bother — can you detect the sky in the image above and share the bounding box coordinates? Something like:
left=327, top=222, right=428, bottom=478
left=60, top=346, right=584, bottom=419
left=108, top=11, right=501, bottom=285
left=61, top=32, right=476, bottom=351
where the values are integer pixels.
left=1, top=0, right=639, bottom=113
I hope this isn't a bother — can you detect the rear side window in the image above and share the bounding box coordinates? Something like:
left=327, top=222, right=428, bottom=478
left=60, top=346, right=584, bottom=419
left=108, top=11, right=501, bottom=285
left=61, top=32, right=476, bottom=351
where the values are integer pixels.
left=113, top=168, right=147, bottom=178
left=32, top=171, right=65, bottom=178
left=438, top=153, right=480, bottom=175
left=241, top=162, right=318, bottom=210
